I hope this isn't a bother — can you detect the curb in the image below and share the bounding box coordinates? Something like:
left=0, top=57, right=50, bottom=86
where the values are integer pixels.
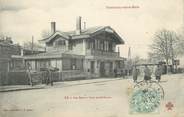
left=0, top=86, right=45, bottom=92
left=0, top=78, right=125, bottom=92
left=52, top=78, right=124, bottom=88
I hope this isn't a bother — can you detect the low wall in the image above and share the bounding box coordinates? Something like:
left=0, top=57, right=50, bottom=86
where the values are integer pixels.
left=41, top=70, right=87, bottom=82
left=1, top=71, right=29, bottom=85
left=7, top=71, right=29, bottom=85
left=61, top=70, right=87, bottom=81
left=0, top=70, right=87, bottom=85
left=0, top=72, right=8, bottom=85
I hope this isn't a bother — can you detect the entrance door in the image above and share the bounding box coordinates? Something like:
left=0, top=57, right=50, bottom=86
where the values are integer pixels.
left=90, top=61, right=95, bottom=73
left=100, top=62, right=105, bottom=77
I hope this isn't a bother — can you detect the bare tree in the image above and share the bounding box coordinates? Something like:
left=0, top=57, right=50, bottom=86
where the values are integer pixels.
left=0, top=34, right=13, bottom=44
left=0, top=33, right=5, bottom=40
left=148, top=52, right=164, bottom=63
left=149, top=29, right=180, bottom=66
left=23, top=41, right=44, bottom=51
left=176, top=34, right=184, bottom=56
left=132, top=56, right=141, bottom=65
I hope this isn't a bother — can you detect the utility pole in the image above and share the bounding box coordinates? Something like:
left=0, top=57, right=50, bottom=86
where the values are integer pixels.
left=32, top=36, right=34, bottom=53
left=127, top=47, right=132, bottom=75
left=183, top=0, right=184, bottom=34
left=128, top=47, right=131, bottom=59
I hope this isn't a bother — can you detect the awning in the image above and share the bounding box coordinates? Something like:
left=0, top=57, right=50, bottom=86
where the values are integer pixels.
left=24, top=52, right=84, bottom=60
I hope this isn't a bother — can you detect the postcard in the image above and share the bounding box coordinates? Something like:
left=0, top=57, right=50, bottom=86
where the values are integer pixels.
left=0, top=0, right=184, bottom=117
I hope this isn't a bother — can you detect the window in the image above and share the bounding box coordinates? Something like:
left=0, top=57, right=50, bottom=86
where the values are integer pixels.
left=109, top=43, right=112, bottom=52
left=87, top=40, right=90, bottom=49
left=90, top=41, right=93, bottom=49
left=100, top=40, right=104, bottom=50
left=55, top=39, right=65, bottom=46
left=69, top=42, right=73, bottom=50
left=90, top=61, right=95, bottom=73
left=104, top=41, right=108, bottom=51
left=71, top=58, right=77, bottom=70
left=62, top=58, right=83, bottom=70
left=106, top=41, right=109, bottom=51
left=91, top=40, right=95, bottom=49
left=112, top=43, right=115, bottom=52
left=97, top=40, right=100, bottom=50
left=95, top=40, right=98, bottom=50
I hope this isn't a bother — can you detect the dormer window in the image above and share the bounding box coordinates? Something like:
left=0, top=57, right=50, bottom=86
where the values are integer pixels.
left=55, top=39, right=66, bottom=46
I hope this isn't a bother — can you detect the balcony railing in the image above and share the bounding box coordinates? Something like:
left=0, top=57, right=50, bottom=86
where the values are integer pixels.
left=86, top=49, right=119, bottom=57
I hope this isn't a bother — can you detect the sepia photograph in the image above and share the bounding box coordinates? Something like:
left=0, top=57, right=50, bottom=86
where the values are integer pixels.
left=0, top=0, right=184, bottom=117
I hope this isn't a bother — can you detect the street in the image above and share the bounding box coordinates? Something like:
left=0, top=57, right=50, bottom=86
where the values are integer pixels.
left=0, top=74, right=184, bottom=117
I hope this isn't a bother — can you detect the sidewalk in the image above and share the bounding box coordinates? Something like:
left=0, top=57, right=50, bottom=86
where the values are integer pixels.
left=0, top=77, right=124, bottom=92
left=52, top=77, right=124, bottom=88
left=0, top=84, right=45, bottom=92
left=1, top=73, right=183, bottom=92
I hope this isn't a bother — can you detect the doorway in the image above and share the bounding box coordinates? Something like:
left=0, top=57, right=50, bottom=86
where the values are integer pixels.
left=100, top=62, right=105, bottom=77
left=90, top=61, right=95, bottom=73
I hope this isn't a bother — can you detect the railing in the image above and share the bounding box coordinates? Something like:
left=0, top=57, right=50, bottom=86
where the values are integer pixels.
left=86, top=49, right=119, bottom=57
left=46, top=46, right=67, bottom=52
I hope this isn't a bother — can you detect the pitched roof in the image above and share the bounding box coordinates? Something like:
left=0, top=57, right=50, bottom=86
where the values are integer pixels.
left=39, top=26, right=124, bottom=44
left=64, top=26, right=105, bottom=36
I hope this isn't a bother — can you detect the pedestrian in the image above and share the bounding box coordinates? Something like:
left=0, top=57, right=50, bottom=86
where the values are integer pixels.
left=114, top=68, right=117, bottom=77
left=121, top=68, right=125, bottom=78
left=26, top=62, right=33, bottom=86
left=46, top=68, right=53, bottom=86
left=132, top=66, right=138, bottom=83
left=155, top=64, right=162, bottom=82
left=46, top=69, right=50, bottom=85
left=144, top=65, right=152, bottom=81
left=49, top=69, right=53, bottom=86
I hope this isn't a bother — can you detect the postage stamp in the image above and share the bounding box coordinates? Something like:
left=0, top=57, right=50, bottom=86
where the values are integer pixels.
left=130, top=80, right=164, bottom=113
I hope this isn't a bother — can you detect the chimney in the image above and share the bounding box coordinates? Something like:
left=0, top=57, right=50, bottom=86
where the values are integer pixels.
left=83, top=22, right=86, bottom=30
left=76, top=16, right=82, bottom=35
left=51, top=22, right=56, bottom=34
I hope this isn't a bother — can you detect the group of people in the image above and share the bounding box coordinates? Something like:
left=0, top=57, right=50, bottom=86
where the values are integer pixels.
left=26, top=63, right=55, bottom=86
left=132, top=64, right=162, bottom=83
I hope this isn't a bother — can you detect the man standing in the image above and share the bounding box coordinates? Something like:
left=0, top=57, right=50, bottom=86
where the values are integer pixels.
left=121, top=68, right=125, bottom=78
left=46, top=67, right=53, bottom=86
left=114, top=68, right=117, bottom=78
left=155, top=64, right=162, bottom=82
left=144, top=65, right=152, bottom=81
left=26, top=62, right=33, bottom=86
left=132, top=66, right=138, bottom=83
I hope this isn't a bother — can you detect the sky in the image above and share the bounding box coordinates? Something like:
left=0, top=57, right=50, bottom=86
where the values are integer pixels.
left=0, top=0, right=183, bottom=58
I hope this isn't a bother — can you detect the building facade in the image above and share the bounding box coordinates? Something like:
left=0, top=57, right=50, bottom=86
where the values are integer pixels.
left=0, top=39, right=22, bottom=72
left=25, top=17, right=125, bottom=80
